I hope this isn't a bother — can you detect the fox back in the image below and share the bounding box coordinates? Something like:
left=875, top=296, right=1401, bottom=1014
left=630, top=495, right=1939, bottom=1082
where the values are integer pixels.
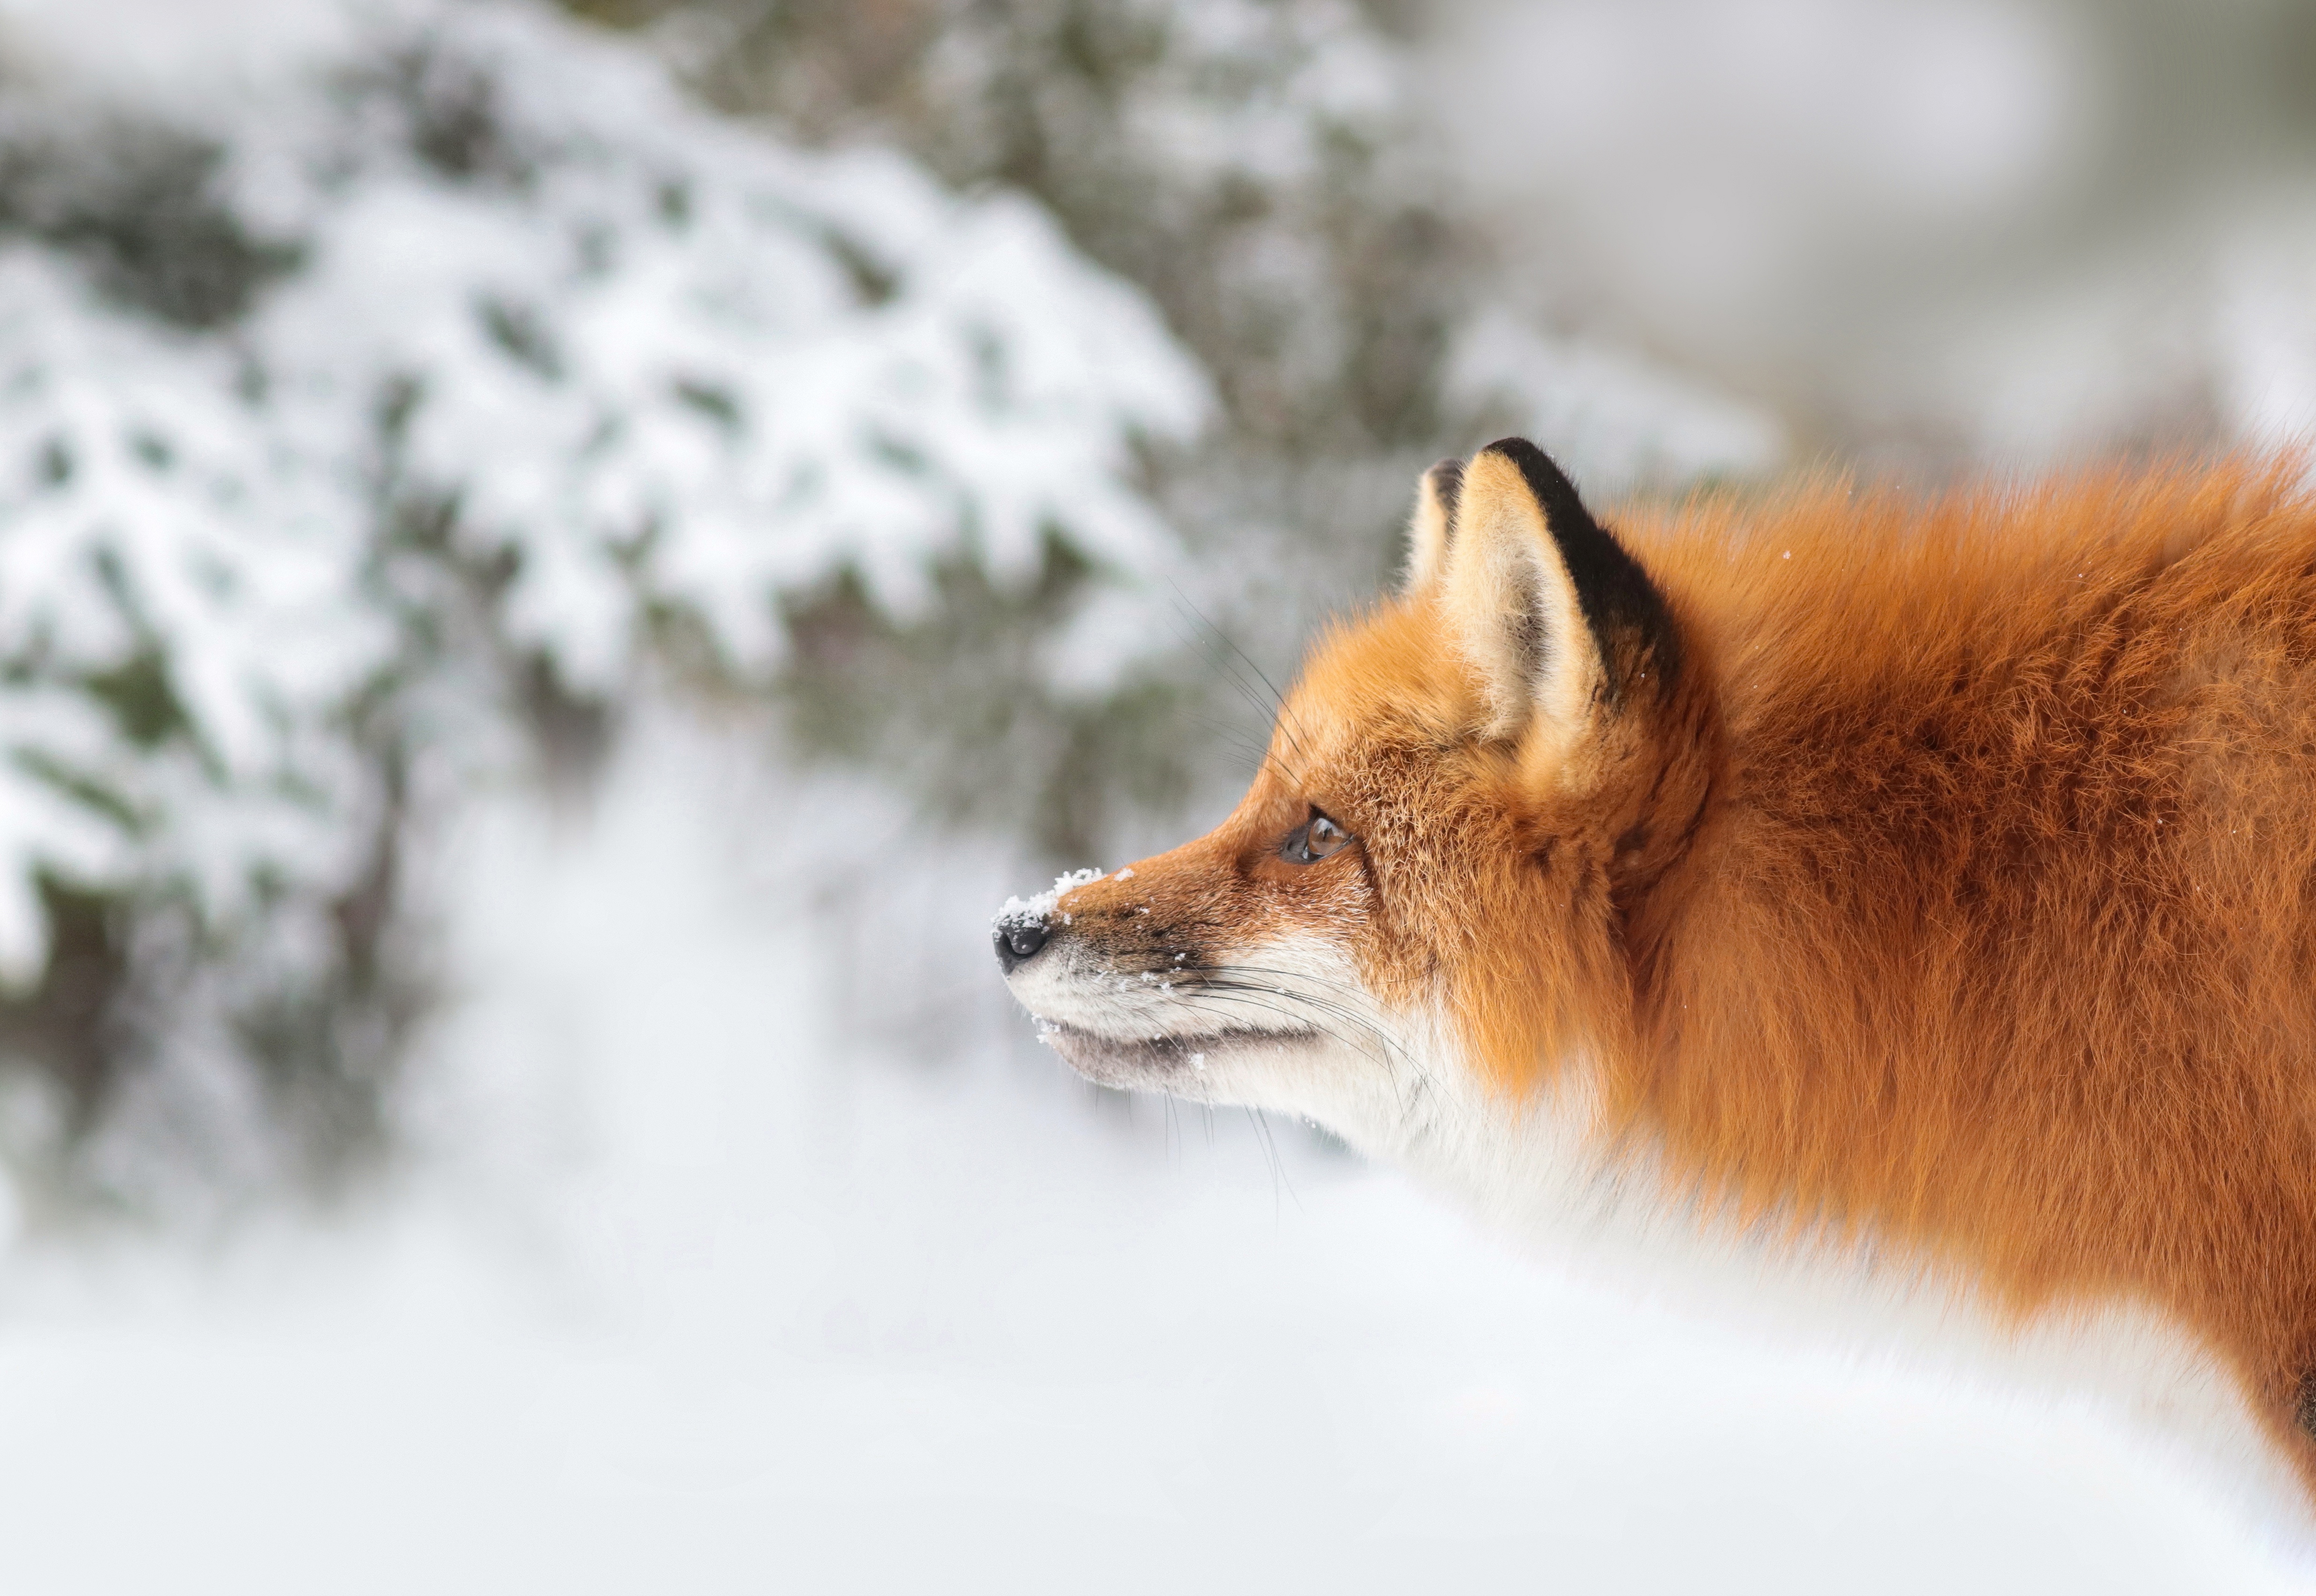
left=996, top=440, right=2316, bottom=1521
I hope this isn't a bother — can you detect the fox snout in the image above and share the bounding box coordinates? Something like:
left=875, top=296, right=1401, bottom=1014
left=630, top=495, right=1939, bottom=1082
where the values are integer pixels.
left=990, top=836, right=1427, bottom=1149
left=991, top=917, right=1049, bottom=973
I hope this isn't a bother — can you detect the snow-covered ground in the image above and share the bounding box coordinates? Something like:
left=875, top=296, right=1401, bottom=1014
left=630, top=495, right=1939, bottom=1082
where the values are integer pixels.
left=0, top=1, right=2309, bottom=1588
left=0, top=708, right=2298, bottom=1595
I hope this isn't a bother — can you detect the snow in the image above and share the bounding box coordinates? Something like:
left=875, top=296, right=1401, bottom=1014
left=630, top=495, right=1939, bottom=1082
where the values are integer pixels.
left=248, top=19, right=1209, bottom=676
left=0, top=705, right=2299, bottom=1594
left=994, top=866, right=1108, bottom=932
left=0, top=2, right=2308, bottom=1586
left=0, top=0, right=1204, bottom=1022
left=1121, top=0, right=1401, bottom=190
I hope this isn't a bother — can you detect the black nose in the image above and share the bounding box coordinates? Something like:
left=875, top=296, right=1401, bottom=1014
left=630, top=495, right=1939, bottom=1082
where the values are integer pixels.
left=993, top=919, right=1050, bottom=974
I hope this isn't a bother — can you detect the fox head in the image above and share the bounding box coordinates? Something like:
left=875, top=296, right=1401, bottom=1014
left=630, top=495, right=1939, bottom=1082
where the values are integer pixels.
left=996, top=437, right=1717, bottom=1159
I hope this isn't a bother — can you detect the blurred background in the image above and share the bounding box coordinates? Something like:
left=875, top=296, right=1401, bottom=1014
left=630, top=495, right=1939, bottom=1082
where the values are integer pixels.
left=0, top=0, right=2306, bottom=1589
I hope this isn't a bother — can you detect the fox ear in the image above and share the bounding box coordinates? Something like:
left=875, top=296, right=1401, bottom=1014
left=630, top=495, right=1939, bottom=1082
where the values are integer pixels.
left=1401, top=457, right=1465, bottom=595
left=1438, top=437, right=1678, bottom=747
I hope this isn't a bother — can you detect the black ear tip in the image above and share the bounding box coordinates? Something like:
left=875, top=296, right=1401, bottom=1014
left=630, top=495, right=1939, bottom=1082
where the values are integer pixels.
left=1478, top=435, right=1588, bottom=513
left=1480, top=435, right=1553, bottom=471
left=1424, top=456, right=1465, bottom=516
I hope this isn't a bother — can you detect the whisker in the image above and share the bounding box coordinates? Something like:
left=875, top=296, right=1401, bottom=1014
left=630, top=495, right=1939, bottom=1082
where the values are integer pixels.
left=1166, top=991, right=1411, bottom=1092
left=1167, top=586, right=1321, bottom=779
left=1189, top=982, right=1406, bottom=1060
left=1180, top=712, right=1276, bottom=773
left=1241, top=1104, right=1302, bottom=1221
left=1186, top=972, right=1414, bottom=1058
left=1183, top=967, right=1443, bottom=1117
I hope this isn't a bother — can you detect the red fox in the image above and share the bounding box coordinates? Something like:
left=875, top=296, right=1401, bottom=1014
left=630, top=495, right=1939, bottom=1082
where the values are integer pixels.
left=996, top=438, right=2316, bottom=1521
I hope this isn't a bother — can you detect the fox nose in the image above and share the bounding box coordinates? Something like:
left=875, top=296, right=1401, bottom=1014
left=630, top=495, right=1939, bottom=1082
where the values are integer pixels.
left=993, top=919, right=1049, bottom=973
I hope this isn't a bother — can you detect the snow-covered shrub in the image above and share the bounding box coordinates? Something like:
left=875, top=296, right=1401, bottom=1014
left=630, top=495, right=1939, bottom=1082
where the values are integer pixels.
left=0, top=0, right=1207, bottom=1208
left=259, top=12, right=1207, bottom=688
left=583, top=0, right=1783, bottom=812
left=610, top=0, right=1460, bottom=461
left=546, top=0, right=1482, bottom=888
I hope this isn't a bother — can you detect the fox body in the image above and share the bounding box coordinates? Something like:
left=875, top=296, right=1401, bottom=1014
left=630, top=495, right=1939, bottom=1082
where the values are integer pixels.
left=996, top=439, right=2316, bottom=1519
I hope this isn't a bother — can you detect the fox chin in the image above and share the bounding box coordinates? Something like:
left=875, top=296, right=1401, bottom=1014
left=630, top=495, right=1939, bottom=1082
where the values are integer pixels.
left=996, top=436, right=2316, bottom=1539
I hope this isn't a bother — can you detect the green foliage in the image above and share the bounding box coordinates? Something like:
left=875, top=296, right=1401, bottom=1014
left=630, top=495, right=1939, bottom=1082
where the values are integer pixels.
left=776, top=543, right=1200, bottom=862
left=0, top=117, right=302, bottom=329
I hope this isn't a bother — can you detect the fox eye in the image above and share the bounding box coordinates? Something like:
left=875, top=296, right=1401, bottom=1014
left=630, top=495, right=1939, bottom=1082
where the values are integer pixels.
left=1283, top=811, right=1353, bottom=865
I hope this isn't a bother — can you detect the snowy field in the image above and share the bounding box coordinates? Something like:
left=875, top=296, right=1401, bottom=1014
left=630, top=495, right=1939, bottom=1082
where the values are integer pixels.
left=0, top=709, right=2297, bottom=1596
left=0, top=0, right=2312, bottom=1588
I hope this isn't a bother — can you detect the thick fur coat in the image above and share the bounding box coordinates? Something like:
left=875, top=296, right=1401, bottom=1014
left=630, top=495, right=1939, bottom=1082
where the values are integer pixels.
left=997, top=440, right=2316, bottom=1519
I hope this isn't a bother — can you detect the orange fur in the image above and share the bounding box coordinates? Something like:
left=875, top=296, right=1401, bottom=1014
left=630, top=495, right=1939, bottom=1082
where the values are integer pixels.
left=1620, top=458, right=2316, bottom=1483
left=1018, top=447, right=2316, bottom=1505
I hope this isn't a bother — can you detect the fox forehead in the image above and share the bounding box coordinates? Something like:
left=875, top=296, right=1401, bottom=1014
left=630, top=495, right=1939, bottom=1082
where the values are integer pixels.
left=1072, top=598, right=1512, bottom=889
left=1279, top=598, right=1480, bottom=759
